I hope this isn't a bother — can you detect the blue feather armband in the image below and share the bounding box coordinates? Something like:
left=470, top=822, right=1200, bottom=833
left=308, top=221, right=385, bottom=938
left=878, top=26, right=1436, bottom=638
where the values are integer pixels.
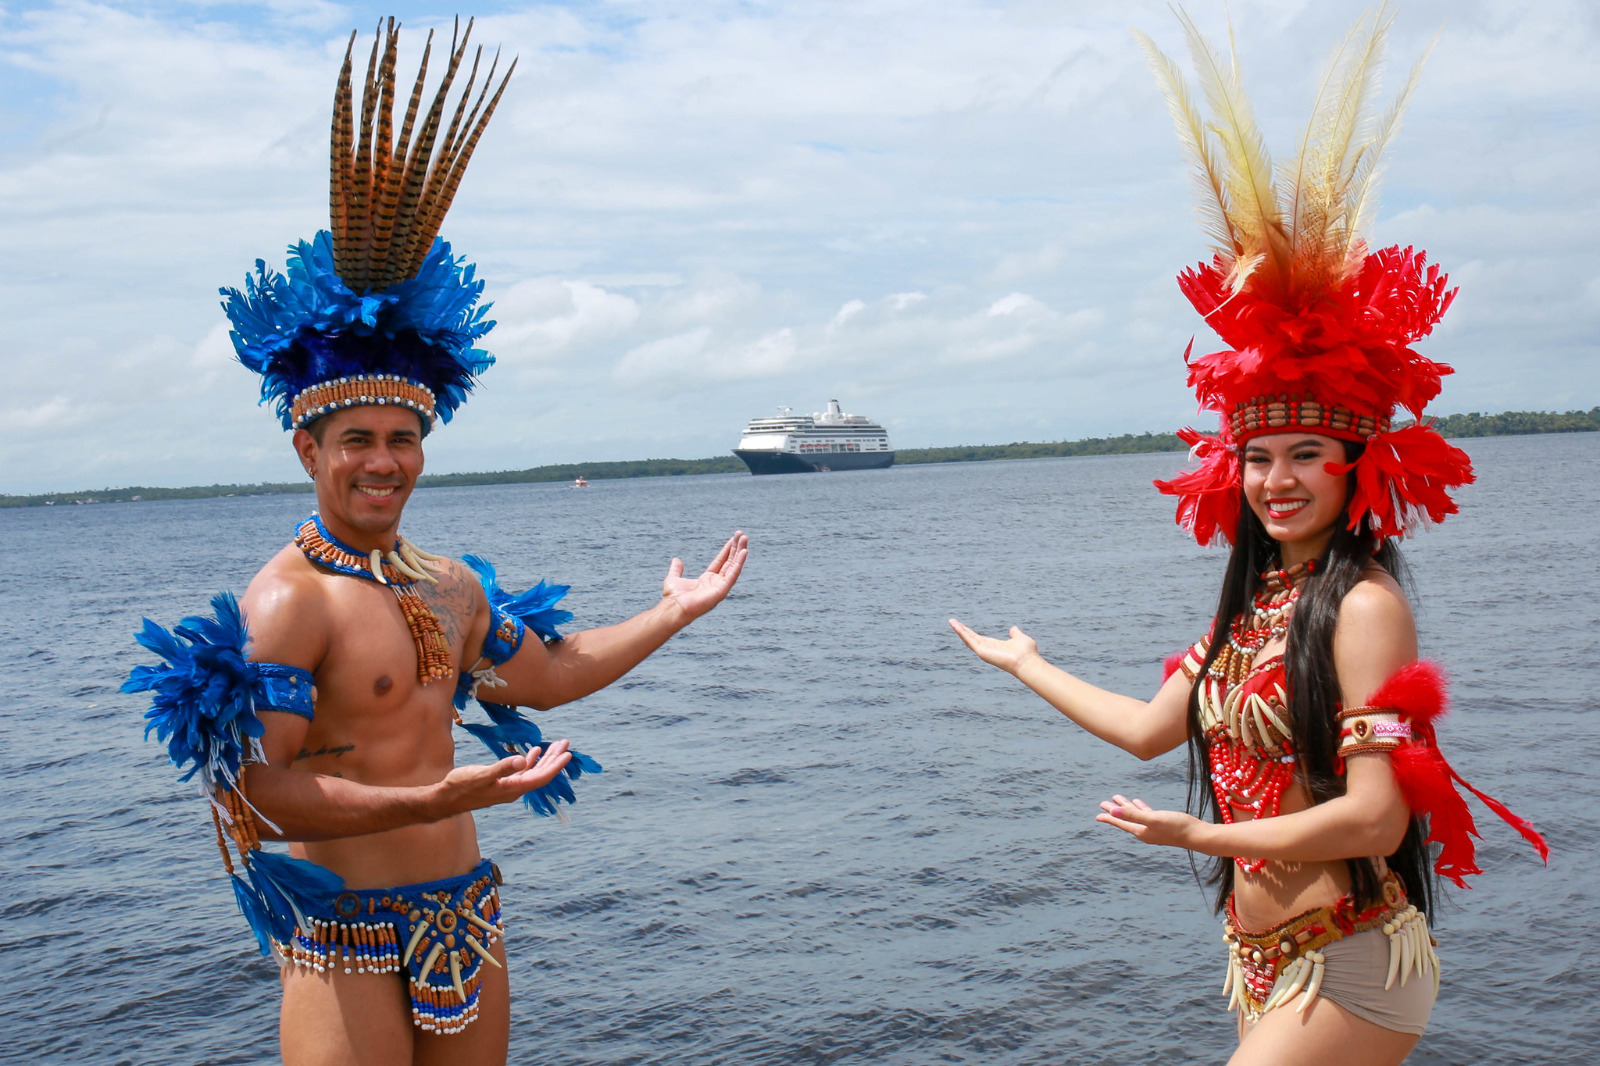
left=122, top=592, right=314, bottom=797
left=462, top=554, right=572, bottom=664
left=454, top=554, right=597, bottom=816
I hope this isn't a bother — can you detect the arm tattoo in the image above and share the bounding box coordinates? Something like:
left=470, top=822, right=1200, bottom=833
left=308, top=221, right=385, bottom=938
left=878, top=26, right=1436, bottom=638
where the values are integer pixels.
left=293, top=744, right=356, bottom=761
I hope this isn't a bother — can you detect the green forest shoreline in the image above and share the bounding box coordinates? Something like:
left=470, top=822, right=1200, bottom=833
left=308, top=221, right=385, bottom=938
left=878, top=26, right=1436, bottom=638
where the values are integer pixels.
left=6, top=407, right=1596, bottom=509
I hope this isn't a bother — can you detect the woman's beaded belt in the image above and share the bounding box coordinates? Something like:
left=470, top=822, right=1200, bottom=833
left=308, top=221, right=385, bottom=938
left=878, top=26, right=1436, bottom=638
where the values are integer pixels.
left=1222, top=872, right=1438, bottom=1019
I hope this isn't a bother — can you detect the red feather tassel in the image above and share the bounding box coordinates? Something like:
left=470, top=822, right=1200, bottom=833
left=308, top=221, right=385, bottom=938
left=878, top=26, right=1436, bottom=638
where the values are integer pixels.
left=1366, top=660, right=1448, bottom=726
left=1365, top=659, right=1548, bottom=886
left=1331, top=425, right=1475, bottom=539
left=1154, top=425, right=1240, bottom=547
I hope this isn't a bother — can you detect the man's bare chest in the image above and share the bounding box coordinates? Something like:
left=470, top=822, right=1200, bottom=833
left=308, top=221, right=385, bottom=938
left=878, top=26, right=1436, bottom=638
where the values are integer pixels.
left=310, top=571, right=479, bottom=717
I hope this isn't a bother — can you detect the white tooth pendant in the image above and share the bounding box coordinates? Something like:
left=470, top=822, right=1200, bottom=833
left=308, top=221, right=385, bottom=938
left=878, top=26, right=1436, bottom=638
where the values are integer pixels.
left=386, top=550, right=428, bottom=582
left=1399, top=915, right=1415, bottom=987
left=1264, top=958, right=1300, bottom=1011
left=1281, top=956, right=1312, bottom=1003
left=1296, top=951, right=1326, bottom=1013
left=1384, top=920, right=1402, bottom=990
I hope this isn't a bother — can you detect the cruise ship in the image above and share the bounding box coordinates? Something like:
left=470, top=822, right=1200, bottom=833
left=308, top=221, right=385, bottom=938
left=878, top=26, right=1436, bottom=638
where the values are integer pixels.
left=733, top=399, right=895, bottom=474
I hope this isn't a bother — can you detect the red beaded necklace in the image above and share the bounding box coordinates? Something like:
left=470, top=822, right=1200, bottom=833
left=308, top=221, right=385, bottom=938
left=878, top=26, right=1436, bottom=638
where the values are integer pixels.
left=1205, top=560, right=1317, bottom=872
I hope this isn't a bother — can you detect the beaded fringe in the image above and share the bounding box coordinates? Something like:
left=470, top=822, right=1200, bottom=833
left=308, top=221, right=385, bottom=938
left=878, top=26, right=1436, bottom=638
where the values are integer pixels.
left=277, top=882, right=504, bottom=1035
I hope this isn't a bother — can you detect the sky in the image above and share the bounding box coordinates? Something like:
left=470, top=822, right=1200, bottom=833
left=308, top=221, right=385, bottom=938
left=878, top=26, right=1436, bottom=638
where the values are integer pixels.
left=1, top=0, right=1595, bottom=493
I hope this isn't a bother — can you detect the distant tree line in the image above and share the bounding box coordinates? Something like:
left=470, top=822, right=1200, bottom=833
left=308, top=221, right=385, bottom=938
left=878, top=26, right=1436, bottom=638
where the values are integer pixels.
left=5, top=407, right=1595, bottom=509
left=896, top=431, right=1187, bottom=465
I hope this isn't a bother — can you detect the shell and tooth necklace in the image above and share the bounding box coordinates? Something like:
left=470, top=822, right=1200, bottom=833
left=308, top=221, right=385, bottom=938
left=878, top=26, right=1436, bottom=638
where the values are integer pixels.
left=293, top=514, right=455, bottom=684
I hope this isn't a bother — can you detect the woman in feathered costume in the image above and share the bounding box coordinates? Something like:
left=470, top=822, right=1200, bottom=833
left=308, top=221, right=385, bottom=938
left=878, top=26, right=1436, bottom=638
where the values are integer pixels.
left=951, top=7, right=1545, bottom=1062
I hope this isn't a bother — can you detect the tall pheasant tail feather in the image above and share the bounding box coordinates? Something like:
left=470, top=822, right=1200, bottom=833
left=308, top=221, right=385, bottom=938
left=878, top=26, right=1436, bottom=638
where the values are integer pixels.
left=344, top=25, right=383, bottom=286
left=401, top=26, right=484, bottom=273
left=402, top=46, right=483, bottom=272
left=326, top=18, right=515, bottom=294
left=329, top=32, right=357, bottom=276
left=408, top=55, right=516, bottom=280
left=384, top=19, right=474, bottom=287
left=367, top=29, right=433, bottom=290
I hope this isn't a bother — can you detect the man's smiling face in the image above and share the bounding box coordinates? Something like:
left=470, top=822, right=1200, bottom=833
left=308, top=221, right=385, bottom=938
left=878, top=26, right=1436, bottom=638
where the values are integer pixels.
left=293, top=405, right=427, bottom=547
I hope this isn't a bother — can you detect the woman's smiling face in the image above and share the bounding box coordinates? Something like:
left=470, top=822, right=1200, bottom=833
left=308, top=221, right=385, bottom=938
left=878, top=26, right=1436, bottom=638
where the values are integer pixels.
left=1241, top=432, right=1350, bottom=553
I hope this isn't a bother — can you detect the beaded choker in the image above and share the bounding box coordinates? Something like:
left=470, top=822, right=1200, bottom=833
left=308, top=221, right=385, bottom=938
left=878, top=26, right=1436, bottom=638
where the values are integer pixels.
left=1227, top=560, right=1317, bottom=659
left=294, top=515, right=454, bottom=684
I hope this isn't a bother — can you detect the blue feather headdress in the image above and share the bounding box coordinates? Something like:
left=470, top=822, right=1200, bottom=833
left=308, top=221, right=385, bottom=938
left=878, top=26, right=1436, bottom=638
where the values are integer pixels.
left=222, top=17, right=514, bottom=433
left=223, top=232, right=495, bottom=430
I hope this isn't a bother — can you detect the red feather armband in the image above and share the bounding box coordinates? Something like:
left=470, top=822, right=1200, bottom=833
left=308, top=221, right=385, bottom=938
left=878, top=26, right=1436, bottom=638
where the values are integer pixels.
left=1350, top=660, right=1549, bottom=889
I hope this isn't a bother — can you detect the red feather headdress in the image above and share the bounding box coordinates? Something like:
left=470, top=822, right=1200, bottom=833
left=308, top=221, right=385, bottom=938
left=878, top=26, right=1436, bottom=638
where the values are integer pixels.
left=1138, top=8, right=1474, bottom=544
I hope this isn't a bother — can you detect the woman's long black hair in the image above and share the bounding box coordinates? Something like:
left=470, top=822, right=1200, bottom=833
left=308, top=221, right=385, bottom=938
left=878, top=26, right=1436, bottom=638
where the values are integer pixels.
left=1185, top=443, right=1436, bottom=919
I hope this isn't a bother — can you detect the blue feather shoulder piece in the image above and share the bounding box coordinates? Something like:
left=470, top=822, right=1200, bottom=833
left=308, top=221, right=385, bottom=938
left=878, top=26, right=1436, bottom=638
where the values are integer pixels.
left=221, top=231, right=495, bottom=429
left=461, top=554, right=573, bottom=642
left=122, top=593, right=309, bottom=797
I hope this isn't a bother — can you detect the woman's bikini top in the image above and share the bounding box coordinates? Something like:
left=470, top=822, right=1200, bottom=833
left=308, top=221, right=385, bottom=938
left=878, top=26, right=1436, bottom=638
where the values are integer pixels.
left=1181, top=636, right=1294, bottom=758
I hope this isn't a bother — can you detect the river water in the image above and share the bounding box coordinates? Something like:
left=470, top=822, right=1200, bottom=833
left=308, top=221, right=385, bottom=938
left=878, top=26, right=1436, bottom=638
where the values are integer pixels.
left=2, top=433, right=1594, bottom=1065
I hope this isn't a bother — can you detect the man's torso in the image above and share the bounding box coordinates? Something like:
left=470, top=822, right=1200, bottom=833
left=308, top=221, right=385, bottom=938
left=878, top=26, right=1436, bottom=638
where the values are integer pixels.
left=250, top=542, right=492, bottom=887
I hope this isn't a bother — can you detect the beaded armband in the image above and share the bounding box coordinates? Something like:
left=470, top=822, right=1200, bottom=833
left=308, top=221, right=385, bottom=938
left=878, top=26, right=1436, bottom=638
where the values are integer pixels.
left=256, top=663, right=316, bottom=720
left=479, top=607, right=527, bottom=667
left=1175, top=636, right=1209, bottom=682
left=1336, top=705, right=1412, bottom=757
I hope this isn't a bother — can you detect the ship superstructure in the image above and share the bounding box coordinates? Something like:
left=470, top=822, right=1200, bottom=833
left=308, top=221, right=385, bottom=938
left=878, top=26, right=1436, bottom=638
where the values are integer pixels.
left=733, top=399, right=894, bottom=474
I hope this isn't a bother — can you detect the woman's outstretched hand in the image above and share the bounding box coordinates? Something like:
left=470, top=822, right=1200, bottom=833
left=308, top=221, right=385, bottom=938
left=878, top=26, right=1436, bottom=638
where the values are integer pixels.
left=948, top=618, right=1040, bottom=676
left=1096, top=794, right=1211, bottom=851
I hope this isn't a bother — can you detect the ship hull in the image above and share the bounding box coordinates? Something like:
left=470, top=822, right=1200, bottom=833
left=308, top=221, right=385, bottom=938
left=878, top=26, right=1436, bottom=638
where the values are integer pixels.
left=734, top=450, right=895, bottom=475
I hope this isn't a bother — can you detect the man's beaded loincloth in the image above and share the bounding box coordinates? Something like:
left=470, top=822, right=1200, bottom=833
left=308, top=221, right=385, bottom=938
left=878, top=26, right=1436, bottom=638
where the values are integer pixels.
left=276, top=858, right=505, bottom=1034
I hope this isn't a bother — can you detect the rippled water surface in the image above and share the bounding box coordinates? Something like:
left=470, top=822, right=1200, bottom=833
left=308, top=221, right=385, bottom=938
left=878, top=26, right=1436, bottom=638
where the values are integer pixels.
left=3, top=433, right=1595, bottom=1065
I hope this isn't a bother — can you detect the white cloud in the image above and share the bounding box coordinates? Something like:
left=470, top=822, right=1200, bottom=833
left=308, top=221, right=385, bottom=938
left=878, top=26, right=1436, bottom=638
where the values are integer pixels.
left=491, top=278, right=641, bottom=365
left=0, top=0, right=1595, bottom=490
left=988, top=293, right=1044, bottom=317
left=612, top=327, right=713, bottom=386
left=829, top=299, right=866, bottom=330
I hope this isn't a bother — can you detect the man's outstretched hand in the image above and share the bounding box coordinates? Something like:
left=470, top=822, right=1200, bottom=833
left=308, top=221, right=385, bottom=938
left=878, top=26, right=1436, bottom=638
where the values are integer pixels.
left=436, top=740, right=573, bottom=815
left=662, top=531, right=749, bottom=623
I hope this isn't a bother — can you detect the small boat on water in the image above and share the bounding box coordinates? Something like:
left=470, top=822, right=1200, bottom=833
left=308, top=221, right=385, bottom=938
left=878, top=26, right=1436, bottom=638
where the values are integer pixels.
left=573, top=476, right=589, bottom=488
left=733, top=399, right=895, bottom=475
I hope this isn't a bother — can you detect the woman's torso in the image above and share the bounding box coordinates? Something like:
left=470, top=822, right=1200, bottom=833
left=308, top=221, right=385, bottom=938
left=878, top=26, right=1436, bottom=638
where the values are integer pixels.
left=1187, top=582, right=1364, bottom=930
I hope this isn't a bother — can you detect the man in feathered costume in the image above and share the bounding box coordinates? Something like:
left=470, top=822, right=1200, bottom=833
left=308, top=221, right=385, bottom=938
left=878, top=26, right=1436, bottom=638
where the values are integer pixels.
left=124, top=20, right=748, bottom=1064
